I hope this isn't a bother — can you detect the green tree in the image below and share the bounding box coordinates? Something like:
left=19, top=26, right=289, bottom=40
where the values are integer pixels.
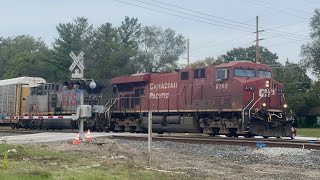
left=224, top=45, right=279, bottom=65
left=87, top=17, right=142, bottom=79
left=53, top=17, right=94, bottom=81
left=112, top=17, right=141, bottom=76
left=0, top=35, right=55, bottom=81
left=272, top=61, right=312, bottom=114
left=135, top=26, right=186, bottom=72
left=301, top=9, right=320, bottom=76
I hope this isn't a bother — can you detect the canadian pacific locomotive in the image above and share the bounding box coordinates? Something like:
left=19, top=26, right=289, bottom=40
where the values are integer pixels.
left=0, top=61, right=294, bottom=138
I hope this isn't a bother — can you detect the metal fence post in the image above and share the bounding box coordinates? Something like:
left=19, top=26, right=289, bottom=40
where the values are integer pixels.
left=148, top=111, right=152, bottom=166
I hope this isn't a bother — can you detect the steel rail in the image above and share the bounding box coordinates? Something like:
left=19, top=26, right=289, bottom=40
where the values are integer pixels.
left=112, top=135, right=320, bottom=150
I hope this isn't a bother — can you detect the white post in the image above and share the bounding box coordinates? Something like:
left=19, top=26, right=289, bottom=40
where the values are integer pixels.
left=148, top=111, right=152, bottom=166
left=79, top=89, right=84, bottom=140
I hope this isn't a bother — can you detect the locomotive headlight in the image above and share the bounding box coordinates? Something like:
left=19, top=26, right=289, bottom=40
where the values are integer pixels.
left=262, top=103, right=267, bottom=107
left=265, top=80, right=270, bottom=88
left=284, top=104, right=288, bottom=108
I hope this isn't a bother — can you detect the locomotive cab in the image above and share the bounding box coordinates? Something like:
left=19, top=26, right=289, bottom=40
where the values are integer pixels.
left=216, top=61, right=293, bottom=137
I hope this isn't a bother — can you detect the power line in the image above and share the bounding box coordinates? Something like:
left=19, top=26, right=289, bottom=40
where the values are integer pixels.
left=247, top=0, right=307, bottom=19
left=113, top=0, right=311, bottom=53
left=149, top=0, right=255, bottom=29
left=149, top=0, right=309, bottom=40
left=130, top=0, right=254, bottom=32
left=112, top=0, right=254, bottom=33
left=264, top=38, right=309, bottom=48
left=254, top=0, right=311, bottom=15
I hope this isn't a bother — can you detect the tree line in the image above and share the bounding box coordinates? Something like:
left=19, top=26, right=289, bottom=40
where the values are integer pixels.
left=0, top=16, right=186, bottom=82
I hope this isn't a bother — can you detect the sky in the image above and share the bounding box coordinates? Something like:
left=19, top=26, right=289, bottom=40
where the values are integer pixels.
left=0, top=0, right=318, bottom=67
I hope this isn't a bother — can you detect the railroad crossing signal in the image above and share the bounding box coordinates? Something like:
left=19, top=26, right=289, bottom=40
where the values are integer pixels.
left=69, top=51, right=85, bottom=79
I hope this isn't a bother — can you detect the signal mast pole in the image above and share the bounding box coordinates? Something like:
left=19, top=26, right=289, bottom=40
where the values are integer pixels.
left=69, top=51, right=85, bottom=140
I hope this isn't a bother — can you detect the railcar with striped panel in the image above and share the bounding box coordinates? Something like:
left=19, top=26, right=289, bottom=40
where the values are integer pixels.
left=0, top=77, right=105, bottom=129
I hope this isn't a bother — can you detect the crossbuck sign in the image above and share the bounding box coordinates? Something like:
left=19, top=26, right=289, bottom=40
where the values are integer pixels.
left=69, top=51, right=85, bottom=79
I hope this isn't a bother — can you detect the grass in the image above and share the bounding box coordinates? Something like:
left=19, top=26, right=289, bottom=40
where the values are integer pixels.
left=297, top=128, right=320, bottom=138
left=0, top=144, right=188, bottom=180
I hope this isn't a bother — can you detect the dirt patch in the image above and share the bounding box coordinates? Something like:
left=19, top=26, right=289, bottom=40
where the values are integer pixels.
left=37, top=137, right=320, bottom=179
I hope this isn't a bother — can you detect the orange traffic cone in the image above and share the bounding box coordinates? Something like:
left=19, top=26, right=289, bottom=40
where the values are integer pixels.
left=73, top=132, right=80, bottom=145
left=85, top=129, right=91, bottom=142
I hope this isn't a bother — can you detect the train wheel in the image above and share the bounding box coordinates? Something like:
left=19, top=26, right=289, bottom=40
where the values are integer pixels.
left=10, top=123, right=16, bottom=129
left=263, top=136, right=269, bottom=139
left=244, top=133, right=255, bottom=138
left=208, top=133, right=215, bottom=137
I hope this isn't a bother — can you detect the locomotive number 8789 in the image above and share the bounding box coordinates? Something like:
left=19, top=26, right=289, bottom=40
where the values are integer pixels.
left=109, top=61, right=293, bottom=138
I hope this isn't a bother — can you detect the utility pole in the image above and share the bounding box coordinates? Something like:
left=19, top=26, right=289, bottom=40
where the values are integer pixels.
left=187, top=39, right=190, bottom=67
left=256, top=16, right=259, bottom=64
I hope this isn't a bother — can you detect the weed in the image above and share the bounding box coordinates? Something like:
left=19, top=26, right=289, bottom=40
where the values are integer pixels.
left=2, top=151, right=8, bottom=169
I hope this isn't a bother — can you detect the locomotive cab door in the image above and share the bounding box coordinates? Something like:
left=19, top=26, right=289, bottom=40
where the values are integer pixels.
left=178, top=70, right=192, bottom=110
left=192, top=68, right=207, bottom=109
left=213, top=68, right=231, bottom=109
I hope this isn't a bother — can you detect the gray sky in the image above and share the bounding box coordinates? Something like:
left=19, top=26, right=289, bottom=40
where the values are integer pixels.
left=0, top=0, right=318, bottom=66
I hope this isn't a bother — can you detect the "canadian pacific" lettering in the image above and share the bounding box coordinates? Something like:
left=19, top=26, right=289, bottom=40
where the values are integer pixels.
left=150, top=82, right=178, bottom=90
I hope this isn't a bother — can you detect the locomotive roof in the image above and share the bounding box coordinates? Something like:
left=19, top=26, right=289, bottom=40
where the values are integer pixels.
left=181, top=61, right=270, bottom=70
left=215, top=61, right=270, bottom=69
left=0, top=77, right=46, bottom=87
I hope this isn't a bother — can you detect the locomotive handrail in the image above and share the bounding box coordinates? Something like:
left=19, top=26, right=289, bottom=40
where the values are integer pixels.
left=104, top=98, right=118, bottom=119
left=248, top=91, right=268, bottom=119
left=242, top=93, right=255, bottom=124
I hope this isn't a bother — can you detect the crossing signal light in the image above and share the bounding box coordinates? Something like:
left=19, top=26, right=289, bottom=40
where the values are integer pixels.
left=63, top=80, right=86, bottom=90
left=64, top=80, right=74, bottom=90
left=63, top=79, right=101, bottom=91
left=75, top=80, right=86, bottom=90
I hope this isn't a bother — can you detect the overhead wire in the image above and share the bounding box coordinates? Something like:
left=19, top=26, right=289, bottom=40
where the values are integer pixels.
left=129, top=0, right=254, bottom=32
left=247, top=0, right=307, bottom=19
left=147, top=0, right=309, bottom=40
left=254, top=0, right=311, bottom=15
left=120, top=0, right=309, bottom=41
left=112, top=0, right=312, bottom=60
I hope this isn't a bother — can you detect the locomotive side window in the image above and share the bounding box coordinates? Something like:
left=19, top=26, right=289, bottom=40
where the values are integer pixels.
left=181, top=72, right=189, bottom=80
left=216, top=68, right=228, bottom=80
left=234, top=68, right=255, bottom=77
left=194, top=69, right=199, bottom=79
left=134, top=88, right=144, bottom=105
left=258, top=70, right=271, bottom=78
left=200, top=69, right=206, bottom=78
left=194, top=68, right=206, bottom=79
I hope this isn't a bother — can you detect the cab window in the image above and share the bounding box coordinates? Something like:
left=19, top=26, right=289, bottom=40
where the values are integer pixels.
left=234, top=68, right=255, bottom=77
left=258, top=70, right=271, bottom=78
left=194, top=68, right=206, bottom=79
left=181, top=72, right=189, bottom=80
left=216, top=68, right=228, bottom=80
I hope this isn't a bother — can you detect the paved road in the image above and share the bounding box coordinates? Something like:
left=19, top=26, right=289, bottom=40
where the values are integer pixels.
left=0, top=132, right=139, bottom=144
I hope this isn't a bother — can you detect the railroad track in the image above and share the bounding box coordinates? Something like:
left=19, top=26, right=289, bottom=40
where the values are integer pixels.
left=112, top=135, right=320, bottom=150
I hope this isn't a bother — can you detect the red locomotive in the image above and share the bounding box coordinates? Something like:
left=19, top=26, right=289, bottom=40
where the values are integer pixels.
left=110, top=61, right=293, bottom=138
left=0, top=61, right=294, bottom=138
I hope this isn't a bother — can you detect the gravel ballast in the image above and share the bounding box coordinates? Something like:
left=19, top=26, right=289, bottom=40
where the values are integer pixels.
left=115, top=139, right=320, bottom=179
left=27, top=136, right=320, bottom=179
